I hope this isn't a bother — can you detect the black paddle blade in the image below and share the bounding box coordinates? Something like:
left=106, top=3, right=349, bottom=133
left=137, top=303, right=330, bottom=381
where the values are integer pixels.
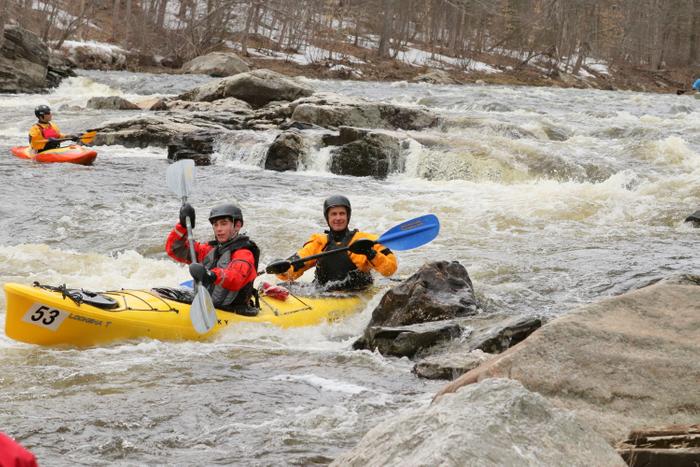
left=266, top=260, right=291, bottom=274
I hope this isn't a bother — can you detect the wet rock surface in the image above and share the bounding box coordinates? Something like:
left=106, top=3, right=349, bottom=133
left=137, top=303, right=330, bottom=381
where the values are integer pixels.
left=264, top=130, right=307, bottom=171
left=332, top=378, right=626, bottom=467
left=435, top=277, right=700, bottom=443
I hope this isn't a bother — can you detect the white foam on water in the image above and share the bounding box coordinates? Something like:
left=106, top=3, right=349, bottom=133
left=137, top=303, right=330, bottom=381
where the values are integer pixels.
left=271, top=373, right=369, bottom=395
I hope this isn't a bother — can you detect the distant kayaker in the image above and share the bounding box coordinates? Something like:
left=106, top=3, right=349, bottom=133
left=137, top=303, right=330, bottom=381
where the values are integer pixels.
left=268, top=195, right=397, bottom=291
left=165, top=203, right=260, bottom=315
left=28, top=105, right=79, bottom=152
left=693, top=78, right=700, bottom=92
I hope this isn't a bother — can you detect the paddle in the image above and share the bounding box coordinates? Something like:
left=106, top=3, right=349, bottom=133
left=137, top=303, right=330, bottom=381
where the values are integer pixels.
left=265, top=214, right=440, bottom=274
left=34, top=129, right=98, bottom=145
left=166, top=159, right=217, bottom=334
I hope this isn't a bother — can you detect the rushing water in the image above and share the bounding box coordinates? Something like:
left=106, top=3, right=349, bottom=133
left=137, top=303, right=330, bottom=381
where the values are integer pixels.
left=0, top=69, right=698, bottom=465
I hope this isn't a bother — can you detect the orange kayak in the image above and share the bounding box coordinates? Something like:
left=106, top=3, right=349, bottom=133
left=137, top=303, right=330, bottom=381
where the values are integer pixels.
left=11, top=145, right=97, bottom=165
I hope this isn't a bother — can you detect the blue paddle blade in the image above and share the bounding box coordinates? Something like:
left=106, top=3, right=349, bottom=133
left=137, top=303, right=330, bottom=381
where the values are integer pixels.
left=180, top=280, right=194, bottom=289
left=377, top=214, right=440, bottom=251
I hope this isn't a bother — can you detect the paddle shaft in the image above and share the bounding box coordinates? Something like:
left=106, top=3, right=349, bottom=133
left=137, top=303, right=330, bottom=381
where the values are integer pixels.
left=180, top=196, right=199, bottom=274
left=293, top=245, right=353, bottom=265
left=34, top=130, right=97, bottom=145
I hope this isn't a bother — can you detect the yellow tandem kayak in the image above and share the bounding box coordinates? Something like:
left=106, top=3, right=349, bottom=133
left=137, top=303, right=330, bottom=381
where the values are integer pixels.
left=3, top=282, right=365, bottom=347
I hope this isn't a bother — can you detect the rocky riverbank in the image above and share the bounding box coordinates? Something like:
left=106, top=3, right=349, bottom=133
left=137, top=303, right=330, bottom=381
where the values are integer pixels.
left=337, top=269, right=700, bottom=465
left=1, top=24, right=696, bottom=96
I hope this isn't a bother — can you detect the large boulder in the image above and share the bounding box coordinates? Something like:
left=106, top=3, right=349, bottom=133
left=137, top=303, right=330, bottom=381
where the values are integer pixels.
left=87, top=96, right=140, bottom=110
left=0, top=25, right=50, bottom=92
left=178, top=69, right=314, bottom=108
left=329, top=130, right=402, bottom=179
left=436, top=276, right=700, bottom=443
left=57, top=40, right=127, bottom=70
left=167, top=130, right=218, bottom=166
left=331, top=378, right=626, bottom=467
left=368, top=261, right=479, bottom=327
left=411, top=68, right=460, bottom=85
left=47, top=50, right=76, bottom=88
left=93, top=115, right=226, bottom=148
left=290, top=92, right=438, bottom=130
left=181, top=51, right=249, bottom=77
left=264, top=130, right=307, bottom=171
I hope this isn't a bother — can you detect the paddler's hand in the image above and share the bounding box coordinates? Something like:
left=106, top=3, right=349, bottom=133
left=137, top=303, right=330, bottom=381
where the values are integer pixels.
left=189, top=263, right=216, bottom=287
left=69, top=134, right=80, bottom=142
left=179, top=203, right=195, bottom=229
left=265, top=259, right=291, bottom=275
left=349, top=238, right=376, bottom=259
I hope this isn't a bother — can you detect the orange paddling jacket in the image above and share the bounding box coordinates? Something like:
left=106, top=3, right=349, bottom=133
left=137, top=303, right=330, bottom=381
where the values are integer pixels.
left=276, top=229, right=397, bottom=290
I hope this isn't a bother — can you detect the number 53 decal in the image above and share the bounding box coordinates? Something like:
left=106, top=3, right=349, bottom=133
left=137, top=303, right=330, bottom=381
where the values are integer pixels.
left=22, top=303, right=69, bottom=331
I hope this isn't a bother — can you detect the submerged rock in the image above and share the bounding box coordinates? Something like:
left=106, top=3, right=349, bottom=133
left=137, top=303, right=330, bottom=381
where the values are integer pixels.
left=331, top=378, right=626, bottom=467
left=685, top=209, right=700, bottom=227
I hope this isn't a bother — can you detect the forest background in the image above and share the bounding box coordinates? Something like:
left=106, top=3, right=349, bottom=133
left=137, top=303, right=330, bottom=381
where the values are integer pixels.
left=0, top=0, right=698, bottom=92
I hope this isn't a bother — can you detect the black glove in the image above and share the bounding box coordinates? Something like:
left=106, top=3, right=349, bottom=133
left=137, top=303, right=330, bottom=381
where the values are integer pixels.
left=266, top=260, right=291, bottom=275
left=189, top=262, right=217, bottom=287
left=349, top=239, right=376, bottom=259
left=179, top=203, right=195, bottom=229
left=70, top=134, right=80, bottom=142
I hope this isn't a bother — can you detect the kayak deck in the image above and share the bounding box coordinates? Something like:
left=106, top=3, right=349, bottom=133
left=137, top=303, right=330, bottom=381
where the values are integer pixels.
left=3, top=283, right=366, bottom=347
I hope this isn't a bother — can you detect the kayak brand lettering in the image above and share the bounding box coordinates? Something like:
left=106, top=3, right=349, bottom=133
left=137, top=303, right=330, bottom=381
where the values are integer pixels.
left=22, top=303, right=69, bottom=331
left=68, top=314, right=105, bottom=327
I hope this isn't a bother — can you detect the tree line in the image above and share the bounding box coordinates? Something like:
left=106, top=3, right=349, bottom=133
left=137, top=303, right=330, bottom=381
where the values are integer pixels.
left=2, top=0, right=698, bottom=72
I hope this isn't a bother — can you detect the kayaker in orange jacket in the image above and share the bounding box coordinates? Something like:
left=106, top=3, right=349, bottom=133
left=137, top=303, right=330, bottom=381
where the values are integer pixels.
left=28, top=105, right=79, bottom=152
left=269, top=195, right=398, bottom=291
left=165, top=202, right=259, bottom=315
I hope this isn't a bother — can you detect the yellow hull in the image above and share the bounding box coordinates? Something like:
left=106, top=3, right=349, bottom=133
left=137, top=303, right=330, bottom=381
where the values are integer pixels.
left=3, top=283, right=365, bottom=347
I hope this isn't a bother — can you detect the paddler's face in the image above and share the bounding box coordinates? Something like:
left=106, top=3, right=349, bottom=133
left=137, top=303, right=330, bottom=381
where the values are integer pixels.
left=211, top=217, right=239, bottom=242
left=327, top=207, right=348, bottom=232
left=39, top=113, right=52, bottom=123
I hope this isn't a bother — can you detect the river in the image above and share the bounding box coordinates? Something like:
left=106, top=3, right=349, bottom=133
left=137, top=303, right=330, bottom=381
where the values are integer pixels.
left=0, top=70, right=698, bottom=465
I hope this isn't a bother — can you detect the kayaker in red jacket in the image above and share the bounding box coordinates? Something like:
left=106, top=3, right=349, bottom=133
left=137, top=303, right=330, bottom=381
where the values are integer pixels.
left=165, top=203, right=259, bottom=315
left=267, top=195, right=397, bottom=291
left=28, top=105, right=79, bottom=152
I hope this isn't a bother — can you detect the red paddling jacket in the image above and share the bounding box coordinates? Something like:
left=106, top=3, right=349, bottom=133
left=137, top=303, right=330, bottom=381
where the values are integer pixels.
left=165, top=223, right=259, bottom=310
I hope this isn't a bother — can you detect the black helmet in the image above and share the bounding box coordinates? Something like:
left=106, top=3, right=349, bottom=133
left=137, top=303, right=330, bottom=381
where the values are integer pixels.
left=209, top=203, right=243, bottom=225
left=34, top=105, right=51, bottom=119
left=323, top=195, right=351, bottom=221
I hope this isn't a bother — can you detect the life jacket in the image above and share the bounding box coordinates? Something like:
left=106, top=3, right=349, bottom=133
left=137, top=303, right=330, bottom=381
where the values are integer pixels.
left=31, top=123, right=61, bottom=151
left=201, top=235, right=260, bottom=311
left=315, top=229, right=373, bottom=291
